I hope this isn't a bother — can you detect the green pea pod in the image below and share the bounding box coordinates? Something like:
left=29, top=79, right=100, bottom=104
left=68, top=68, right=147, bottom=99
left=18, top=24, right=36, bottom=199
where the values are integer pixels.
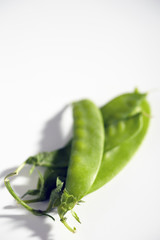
left=101, top=91, right=146, bottom=124
left=21, top=113, right=142, bottom=205
left=4, top=90, right=150, bottom=233
left=104, top=113, right=143, bottom=151
left=18, top=91, right=147, bottom=205
left=25, top=91, right=146, bottom=169
left=58, top=99, right=105, bottom=232
left=89, top=99, right=150, bottom=193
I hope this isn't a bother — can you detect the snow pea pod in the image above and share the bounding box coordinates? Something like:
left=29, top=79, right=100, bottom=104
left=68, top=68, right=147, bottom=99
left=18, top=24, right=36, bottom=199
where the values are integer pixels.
left=101, top=91, right=146, bottom=124
left=22, top=91, right=146, bottom=203
left=58, top=99, right=105, bottom=232
left=4, top=98, right=105, bottom=229
left=25, top=91, right=146, bottom=168
left=22, top=113, right=142, bottom=204
left=89, top=98, right=150, bottom=193
left=104, top=113, right=142, bottom=151
left=4, top=90, right=150, bottom=233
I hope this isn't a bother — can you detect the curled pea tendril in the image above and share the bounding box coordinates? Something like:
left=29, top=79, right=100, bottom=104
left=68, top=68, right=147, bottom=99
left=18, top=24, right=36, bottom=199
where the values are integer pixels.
left=4, top=162, right=63, bottom=221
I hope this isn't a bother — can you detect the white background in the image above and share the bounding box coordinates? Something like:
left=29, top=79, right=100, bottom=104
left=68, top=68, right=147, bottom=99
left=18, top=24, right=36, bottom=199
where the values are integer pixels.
left=0, top=1, right=160, bottom=240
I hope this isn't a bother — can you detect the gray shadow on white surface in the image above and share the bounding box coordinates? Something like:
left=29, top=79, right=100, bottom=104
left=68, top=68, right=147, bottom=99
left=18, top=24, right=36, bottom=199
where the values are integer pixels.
left=1, top=105, right=72, bottom=240
left=38, top=104, right=72, bottom=152
left=0, top=164, right=41, bottom=191
left=0, top=214, right=54, bottom=240
left=0, top=167, right=18, bottom=188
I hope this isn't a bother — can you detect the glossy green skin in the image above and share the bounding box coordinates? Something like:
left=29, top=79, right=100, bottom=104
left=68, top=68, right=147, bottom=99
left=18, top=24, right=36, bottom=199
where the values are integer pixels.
left=24, top=92, right=147, bottom=202
left=104, top=113, right=142, bottom=151
left=23, top=113, right=142, bottom=203
left=57, top=100, right=105, bottom=220
left=65, top=100, right=104, bottom=199
left=23, top=114, right=142, bottom=203
left=58, top=100, right=105, bottom=218
left=89, top=99, right=150, bottom=193
left=26, top=92, right=145, bottom=166
left=5, top=91, right=150, bottom=231
left=101, top=92, right=146, bottom=124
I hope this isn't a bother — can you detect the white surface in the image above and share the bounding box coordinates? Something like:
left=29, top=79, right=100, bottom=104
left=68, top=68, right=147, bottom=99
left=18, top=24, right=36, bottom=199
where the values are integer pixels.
left=0, top=1, right=160, bottom=240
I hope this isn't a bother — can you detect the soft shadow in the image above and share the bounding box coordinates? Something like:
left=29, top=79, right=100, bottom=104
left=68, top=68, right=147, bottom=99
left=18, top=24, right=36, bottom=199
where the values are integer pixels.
left=0, top=167, right=18, bottom=188
left=0, top=165, right=42, bottom=194
left=0, top=167, right=18, bottom=179
left=2, top=105, right=73, bottom=240
left=38, top=104, right=72, bottom=152
left=0, top=214, right=54, bottom=240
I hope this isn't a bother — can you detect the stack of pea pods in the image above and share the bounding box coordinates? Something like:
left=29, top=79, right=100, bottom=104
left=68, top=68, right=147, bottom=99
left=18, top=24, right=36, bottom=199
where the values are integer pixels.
left=4, top=89, right=150, bottom=233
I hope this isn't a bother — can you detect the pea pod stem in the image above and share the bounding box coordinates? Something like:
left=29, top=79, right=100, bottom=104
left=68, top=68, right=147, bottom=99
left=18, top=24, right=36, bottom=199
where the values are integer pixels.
left=23, top=198, right=42, bottom=203
left=60, top=218, right=76, bottom=233
left=142, top=110, right=152, bottom=118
